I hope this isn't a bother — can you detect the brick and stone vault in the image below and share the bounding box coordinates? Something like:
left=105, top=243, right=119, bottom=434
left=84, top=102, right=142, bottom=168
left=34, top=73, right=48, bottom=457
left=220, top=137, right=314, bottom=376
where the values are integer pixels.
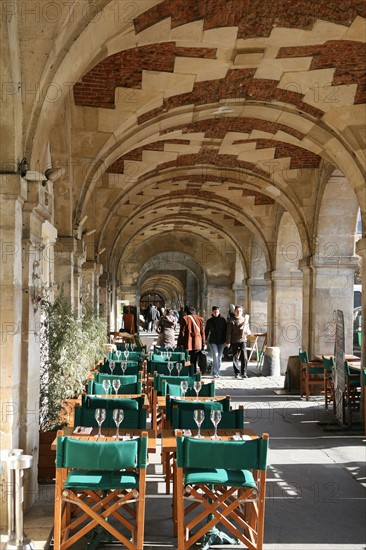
left=1, top=0, right=365, bottom=404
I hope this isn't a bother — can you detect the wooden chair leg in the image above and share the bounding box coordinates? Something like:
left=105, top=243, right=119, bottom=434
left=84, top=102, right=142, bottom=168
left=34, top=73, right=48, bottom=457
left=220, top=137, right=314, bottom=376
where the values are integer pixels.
left=305, top=369, right=309, bottom=401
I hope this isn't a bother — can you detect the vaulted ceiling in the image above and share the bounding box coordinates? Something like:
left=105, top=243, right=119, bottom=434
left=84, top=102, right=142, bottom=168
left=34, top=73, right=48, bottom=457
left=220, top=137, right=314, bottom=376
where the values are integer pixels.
left=24, top=0, right=365, bottom=287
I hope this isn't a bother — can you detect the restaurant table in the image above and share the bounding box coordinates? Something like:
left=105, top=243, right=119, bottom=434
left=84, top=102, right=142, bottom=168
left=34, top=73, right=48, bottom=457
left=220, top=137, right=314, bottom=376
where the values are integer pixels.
left=51, top=427, right=157, bottom=453
left=161, top=428, right=259, bottom=535
left=161, top=427, right=256, bottom=496
left=314, top=354, right=360, bottom=362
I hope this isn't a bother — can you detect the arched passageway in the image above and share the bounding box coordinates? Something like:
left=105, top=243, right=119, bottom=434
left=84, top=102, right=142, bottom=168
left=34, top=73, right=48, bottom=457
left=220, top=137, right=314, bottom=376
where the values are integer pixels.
left=1, top=0, right=365, bottom=514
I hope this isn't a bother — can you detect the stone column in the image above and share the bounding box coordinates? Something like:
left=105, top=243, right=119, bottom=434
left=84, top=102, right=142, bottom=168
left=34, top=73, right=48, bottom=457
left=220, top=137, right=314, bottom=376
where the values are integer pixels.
left=232, top=282, right=246, bottom=309
left=74, top=239, right=86, bottom=316
left=355, top=238, right=365, bottom=364
left=81, top=261, right=97, bottom=310
left=247, top=278, right=268, bottom=334
left=98, top=272, right=109, bottom=324
left=0, top=175, right=27, bottom=455
left=21, top=175, right=54, bottom=503
left=54, top=237, right=76, bottom=302
left=271, top=270, right=303, bottom=373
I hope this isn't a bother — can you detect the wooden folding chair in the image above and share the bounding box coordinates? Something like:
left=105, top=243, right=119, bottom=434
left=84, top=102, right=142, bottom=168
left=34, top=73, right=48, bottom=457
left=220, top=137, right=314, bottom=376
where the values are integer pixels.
left=175, top=432, right=269, bottom=550
left=299, top=350, right=324, bottom=400
left=53, top=431, right=148, bottom=550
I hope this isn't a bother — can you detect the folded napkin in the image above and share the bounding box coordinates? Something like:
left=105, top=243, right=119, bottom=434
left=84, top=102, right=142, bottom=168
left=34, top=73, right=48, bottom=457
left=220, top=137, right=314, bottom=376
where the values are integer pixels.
left=232, top=433, right=251, bottom=441
left=175, top=429, right=192, bottom=436
left=73, top=427, right=93, bottom=435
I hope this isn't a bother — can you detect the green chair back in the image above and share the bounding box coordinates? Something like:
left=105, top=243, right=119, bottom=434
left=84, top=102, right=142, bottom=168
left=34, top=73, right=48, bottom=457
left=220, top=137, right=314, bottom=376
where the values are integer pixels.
left=176, top=434, right=268, bottom=471
left=153, top=373, right=201, bottom=394
left=56, top=435, right=147, bottom=470
left=101, top=361, right=140, bottom=376
left=95, top=373, right=139, bottom=385
left=74, top=403, right=147, bottom=429
left=299, top=349, right=309, bottom=364
left=165, top=381, right=215, bottom=398
left=172, top=407, right=244, bottom=430
left=322, top=355, right=334, bottom=372
left=165, top=396, right=230, bottom=423
left=147, top=360, right=193, bottom=376
left=82, top=395, right=144, bottom=410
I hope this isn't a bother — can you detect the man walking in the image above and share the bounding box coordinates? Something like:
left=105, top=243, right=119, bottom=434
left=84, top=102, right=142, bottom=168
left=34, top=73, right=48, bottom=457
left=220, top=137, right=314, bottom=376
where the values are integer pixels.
left=225, top=305, right=251, bottom=378
left=205, top=306, right=227, bottom=378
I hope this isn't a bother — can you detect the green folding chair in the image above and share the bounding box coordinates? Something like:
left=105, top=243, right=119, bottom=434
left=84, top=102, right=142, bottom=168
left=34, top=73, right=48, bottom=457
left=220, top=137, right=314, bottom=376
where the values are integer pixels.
left=176, top=432, right=269, bottom=550
left=53, top=431, right=148, bottom=550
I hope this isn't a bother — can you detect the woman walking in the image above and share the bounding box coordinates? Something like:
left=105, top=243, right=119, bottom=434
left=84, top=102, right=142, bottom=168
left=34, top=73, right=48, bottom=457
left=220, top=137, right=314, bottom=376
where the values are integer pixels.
left=156, top=307, right=177, bottom=348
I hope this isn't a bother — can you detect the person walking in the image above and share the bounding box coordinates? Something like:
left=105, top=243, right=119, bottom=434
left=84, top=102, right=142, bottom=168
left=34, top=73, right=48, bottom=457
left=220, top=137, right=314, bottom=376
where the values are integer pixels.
left=178, top=306, right=205, bottom=372
left=225, top=305, right=251, bottom=378
left=156, top=307, right=177, bottom=348
left=205, top=306, right=227, bottom=378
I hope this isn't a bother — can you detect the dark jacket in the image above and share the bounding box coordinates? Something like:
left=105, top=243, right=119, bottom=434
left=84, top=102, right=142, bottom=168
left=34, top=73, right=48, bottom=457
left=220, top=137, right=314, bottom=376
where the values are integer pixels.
left=205, top=315, right=227, bottom=345
left=226, top=315, right=251, bottom=344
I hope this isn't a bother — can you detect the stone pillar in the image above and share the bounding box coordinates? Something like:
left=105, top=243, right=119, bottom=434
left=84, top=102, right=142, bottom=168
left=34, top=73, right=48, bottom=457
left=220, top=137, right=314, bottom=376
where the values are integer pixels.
left=21, top=175, right=54, bottom=504
left=232, top=282, right=246, bottom=309
left=355, top=238, right=365, bottom=364
left=0, top=175, right=27, bottom=456
left=300, top=255, right=358, bottom=357
left=54, top=237, right=76, bottom=302
left=264, top=271, right=274, bottom=345
left=98, top=272, right=109, bottom=323
left=247, top=278, right=268, bottom=334
left=74, top=239, right=86, bottom=316
left=81, top=261, right=97, bottom=310
left=272, top=270, right=303, bottom=373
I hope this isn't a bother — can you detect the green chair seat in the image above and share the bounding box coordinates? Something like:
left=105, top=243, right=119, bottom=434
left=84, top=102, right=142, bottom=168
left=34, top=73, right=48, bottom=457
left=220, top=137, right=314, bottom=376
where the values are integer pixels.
left=65, top=470, right=139, bottom=490
left=184, top=468, right=256, bottom=488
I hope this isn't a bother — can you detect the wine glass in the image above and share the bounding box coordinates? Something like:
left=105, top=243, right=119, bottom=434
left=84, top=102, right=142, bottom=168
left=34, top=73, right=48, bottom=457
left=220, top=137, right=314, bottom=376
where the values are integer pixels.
left=176, top=362, right=182, bottom=376
left=121, top=361, right=127, bottom=375
left=210, top=409, right=222, bottom=440
left=109, top=360, right=115, bottom=375
left=94, top=408, right=106, bottom=439
left=193, top=380, right=202, bottom=401
left=112, top=409, right=124, bottom=439
left=180, top=380, right=188, bottom=399
left=194, top=409, right=205, bottom=439
left=112, top=378, right=121, bottom=395
left=167, top=349, right=172, bottom=361
left=116, top=349, right=122, bottom=362
left=167, top=361, right=173, bottom=375
left=102, top=379, right=111, bottom=395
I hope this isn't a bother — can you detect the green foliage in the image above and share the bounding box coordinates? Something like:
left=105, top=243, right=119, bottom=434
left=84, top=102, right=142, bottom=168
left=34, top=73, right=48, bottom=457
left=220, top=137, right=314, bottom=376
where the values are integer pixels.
left=39, top=294, right=107, bottom=432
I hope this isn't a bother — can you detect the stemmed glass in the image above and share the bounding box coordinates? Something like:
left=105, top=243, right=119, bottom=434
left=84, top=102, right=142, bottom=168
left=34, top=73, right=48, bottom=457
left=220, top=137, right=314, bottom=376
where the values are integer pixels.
left=102, top=379, right=111, bottom=395
left=116, top=349, right=122, bottom=362
left=193, top=380, right=202, bottom=401
left=180, top=380, right=188, bottom=399
left=161, top=351, right=167, bottom=360
left=210, top=409, right=222, bottom=440
left=112, top=409, right=124, bottom=439
left=167, top=362, right=173, bottom=376
left=166, top=349, right=172, bottom=361
left=121, top=361, right=127, bottom=375
left=176, top=362, right=182, bottom=375
left=124, top=349, right=129, bottom=361
left=94, top=408, right=106, bottom=439
left=194, top=409, right=205, bottom=439
left=112, top=379, right=121, bottom=395
left=109, top=360, right=115, bottom=375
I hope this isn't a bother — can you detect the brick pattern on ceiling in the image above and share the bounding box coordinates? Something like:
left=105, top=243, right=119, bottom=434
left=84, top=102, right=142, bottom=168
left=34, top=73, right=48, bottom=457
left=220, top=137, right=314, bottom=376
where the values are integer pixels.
left=160, top=117, right=305, bottom=140
left=133, top=0, right=366, bottom=37
left=107, top=139, right=190, bottom=173
left=277, top=41, right=366, bottom=104
left=146, top=174, right=274, bottom=205
left=73, top=43, right=217, bottom=109
left=145, top=150, right=270, bottom=179
left=232, top=139, right=321, bottom=169
left=137, top=68, right=324, bottom=124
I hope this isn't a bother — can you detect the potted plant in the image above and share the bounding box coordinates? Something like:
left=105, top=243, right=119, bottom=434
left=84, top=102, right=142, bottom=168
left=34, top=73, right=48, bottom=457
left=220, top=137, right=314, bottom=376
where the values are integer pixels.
left=38, top=293, right=107, bottom=480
